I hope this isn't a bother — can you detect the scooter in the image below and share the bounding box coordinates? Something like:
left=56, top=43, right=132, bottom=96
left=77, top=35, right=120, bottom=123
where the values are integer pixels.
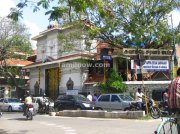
left=25, top=104, right=34, bottom=120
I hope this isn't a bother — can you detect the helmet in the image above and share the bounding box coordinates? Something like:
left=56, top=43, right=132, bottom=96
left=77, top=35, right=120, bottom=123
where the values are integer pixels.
left=43, top=93, right=46, bottom=97
left=25, top=90, right=30, bottom=96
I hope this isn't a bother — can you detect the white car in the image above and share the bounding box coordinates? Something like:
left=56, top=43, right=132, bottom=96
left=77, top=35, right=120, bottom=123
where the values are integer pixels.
left=0, top=98, right=23, bottom=112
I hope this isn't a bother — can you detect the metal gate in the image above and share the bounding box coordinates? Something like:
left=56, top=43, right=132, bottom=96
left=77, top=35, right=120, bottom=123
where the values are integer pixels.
left=46, top=68, right=59, bottom=100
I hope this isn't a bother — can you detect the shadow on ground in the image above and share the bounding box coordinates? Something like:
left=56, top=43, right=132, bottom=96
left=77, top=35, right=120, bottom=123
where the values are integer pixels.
left=0, top=129, right=28, bottom=134
left=7, top=118, right=30, bottom=121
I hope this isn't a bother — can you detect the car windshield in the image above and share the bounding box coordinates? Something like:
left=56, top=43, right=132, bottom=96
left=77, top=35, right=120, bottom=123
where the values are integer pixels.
left=74, top=95, right=89, bottom=101
left=119, top=95, right=134, bottom=101
left=8, top=98, right=21, bottom=103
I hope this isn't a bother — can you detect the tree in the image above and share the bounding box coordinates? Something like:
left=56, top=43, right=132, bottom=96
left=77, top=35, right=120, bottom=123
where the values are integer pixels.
left=97, top=69, right=127, bottom=93
left=0, top=17, right=33, bottom=97
left=9, top=0, right=180, bottom=49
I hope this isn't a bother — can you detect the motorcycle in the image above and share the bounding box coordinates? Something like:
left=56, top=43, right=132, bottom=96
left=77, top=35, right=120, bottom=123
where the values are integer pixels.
left=156, top=101, right=169, bottom=117
left=130, top=98, right=161, bottom=119
left=38, top=99, right=54, bottom=114
left=25, top=104, right=34, bottom=120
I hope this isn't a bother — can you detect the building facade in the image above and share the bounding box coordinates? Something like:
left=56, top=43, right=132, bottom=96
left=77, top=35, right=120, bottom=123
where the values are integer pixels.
left=24, top=24, right=97, bottom=99
left=25, top=24, right=177, bottom=100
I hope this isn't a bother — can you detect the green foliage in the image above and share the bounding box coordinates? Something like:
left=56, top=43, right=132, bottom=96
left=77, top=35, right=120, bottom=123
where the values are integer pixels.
left=139, top=115, right=152, bottom=120
left=58, top=25, right=93, bottom=52
left=97, top=69, right=127, bottom=93
left=0, top=17, right=32, bottom=88
left=10, top=0, right=180, bottom=49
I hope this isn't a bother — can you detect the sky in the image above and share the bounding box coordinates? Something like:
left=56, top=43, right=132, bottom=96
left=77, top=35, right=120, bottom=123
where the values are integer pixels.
left=0, top=0, right=180, bottom=50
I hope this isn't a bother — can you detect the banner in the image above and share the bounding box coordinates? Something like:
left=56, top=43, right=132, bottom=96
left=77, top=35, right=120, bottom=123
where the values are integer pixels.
left=131, top=60, right=169, bottom=71
left=66, top=89, right=79, bottom=95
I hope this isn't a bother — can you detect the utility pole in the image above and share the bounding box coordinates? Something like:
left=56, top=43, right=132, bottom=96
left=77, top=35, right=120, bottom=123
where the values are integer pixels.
left=170, top=14, right=177, bottom=79
left=136, top=53, right=148, bottom=114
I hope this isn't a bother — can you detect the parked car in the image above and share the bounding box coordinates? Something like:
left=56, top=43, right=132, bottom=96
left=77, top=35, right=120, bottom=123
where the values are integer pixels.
left=0, top=98, right=23, bottom=112
left=95, top=93, right=134, bottom=111
left=54, top=94, right=95, bottom=111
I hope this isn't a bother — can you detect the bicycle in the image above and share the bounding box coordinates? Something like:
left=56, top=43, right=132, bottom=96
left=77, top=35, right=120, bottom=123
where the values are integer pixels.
left=154, top=114, right=180, bottom=134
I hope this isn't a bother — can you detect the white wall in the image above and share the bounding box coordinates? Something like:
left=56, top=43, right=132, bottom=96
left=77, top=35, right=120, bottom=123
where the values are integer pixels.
left=36, top=31, right=59, bottom=62
left=46, top=31, right=59, bottom=59
left=29, top=66, right=46, bottom=94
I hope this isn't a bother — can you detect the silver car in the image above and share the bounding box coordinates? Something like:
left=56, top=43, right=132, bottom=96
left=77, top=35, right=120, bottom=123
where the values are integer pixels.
left=95, top=93, right=134, bottom=111
left=0, top=98, right=23, bottom=112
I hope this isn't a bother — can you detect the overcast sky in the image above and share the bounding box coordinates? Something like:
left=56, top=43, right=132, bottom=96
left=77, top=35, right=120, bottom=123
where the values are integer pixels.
left=0, top=0, right=179, bottom=50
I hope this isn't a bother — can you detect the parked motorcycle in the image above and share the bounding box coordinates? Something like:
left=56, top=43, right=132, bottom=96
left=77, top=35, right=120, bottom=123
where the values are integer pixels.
left=130, top=98, right=161, bottom=119
left=25, top=104, right=34, bottom=120
left=156, top=101, right=169, bottom=117
left=38, top=99, right=54, bottom=114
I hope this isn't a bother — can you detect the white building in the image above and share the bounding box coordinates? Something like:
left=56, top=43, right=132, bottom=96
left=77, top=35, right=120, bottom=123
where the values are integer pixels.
left=24, top=24, right=97, bottom=100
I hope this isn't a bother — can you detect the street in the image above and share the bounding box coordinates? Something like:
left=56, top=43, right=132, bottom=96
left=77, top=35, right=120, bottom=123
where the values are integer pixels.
left=0, top=113, right=161, bottom=134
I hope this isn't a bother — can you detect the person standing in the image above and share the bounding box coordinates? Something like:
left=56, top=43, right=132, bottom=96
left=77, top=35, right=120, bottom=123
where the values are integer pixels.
left=93, top=93, right=98, bottom=102
left=168, top=67, right=180, bottom=111
left=135, top=88, right=144, bottom=110
left=87, top=92, right=92, bottom=101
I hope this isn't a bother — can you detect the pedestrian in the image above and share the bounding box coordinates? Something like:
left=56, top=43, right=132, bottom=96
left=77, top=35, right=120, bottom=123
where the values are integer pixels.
left=135, top=88, right=144, bottom=110
left=93, top=93, right=98, bottom=102
left=163, top=88, right=168, bottom=102
left=168, top=67, right=180, bottom=112
left=87, top=92, right=92, bottom=101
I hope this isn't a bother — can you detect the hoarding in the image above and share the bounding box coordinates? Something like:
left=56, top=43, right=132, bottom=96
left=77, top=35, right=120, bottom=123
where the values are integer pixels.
left=131, top=60, right=169, bottom=71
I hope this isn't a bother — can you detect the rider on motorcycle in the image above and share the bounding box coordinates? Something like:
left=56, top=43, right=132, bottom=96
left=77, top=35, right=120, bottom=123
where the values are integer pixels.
left=23, top=91, right=32, bottom=116
left=38, top=93, right=48, bottom=113
left=135, top=88, right=144, bottom=110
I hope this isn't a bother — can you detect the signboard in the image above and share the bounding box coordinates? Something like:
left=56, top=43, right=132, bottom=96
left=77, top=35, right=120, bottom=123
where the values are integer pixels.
left=131, top=60, right=169, bottom=71
left=102, top=55, right=112, bottom=60
left=123, top=48, right=172, bottom=56
left=66, top=89, right=78, bottom=95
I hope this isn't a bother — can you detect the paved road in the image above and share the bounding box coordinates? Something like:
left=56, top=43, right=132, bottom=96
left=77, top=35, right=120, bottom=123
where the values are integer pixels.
left=0, top=113, right=161, bottom=134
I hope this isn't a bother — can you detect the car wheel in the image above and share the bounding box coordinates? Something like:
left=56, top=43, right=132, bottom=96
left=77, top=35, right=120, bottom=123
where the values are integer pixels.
left=54, top=107, right=59, bottom=112
left=49, top=107, right=55, bottom=112
left=76, top=107, right=81, bottom=110
left=8, top=106, right=13, bottom=112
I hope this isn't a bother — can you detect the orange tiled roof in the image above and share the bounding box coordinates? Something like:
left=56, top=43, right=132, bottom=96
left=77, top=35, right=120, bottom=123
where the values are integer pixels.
left=0, top=59, right=34, bottom=66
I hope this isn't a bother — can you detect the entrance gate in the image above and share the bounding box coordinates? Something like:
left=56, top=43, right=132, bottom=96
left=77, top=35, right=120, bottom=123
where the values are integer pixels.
left=45, top=68, right=59, bottom=100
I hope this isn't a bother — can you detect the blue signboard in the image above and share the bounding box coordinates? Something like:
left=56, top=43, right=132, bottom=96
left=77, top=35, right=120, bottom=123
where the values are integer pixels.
left=102, top=55, right=112, bottom=61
